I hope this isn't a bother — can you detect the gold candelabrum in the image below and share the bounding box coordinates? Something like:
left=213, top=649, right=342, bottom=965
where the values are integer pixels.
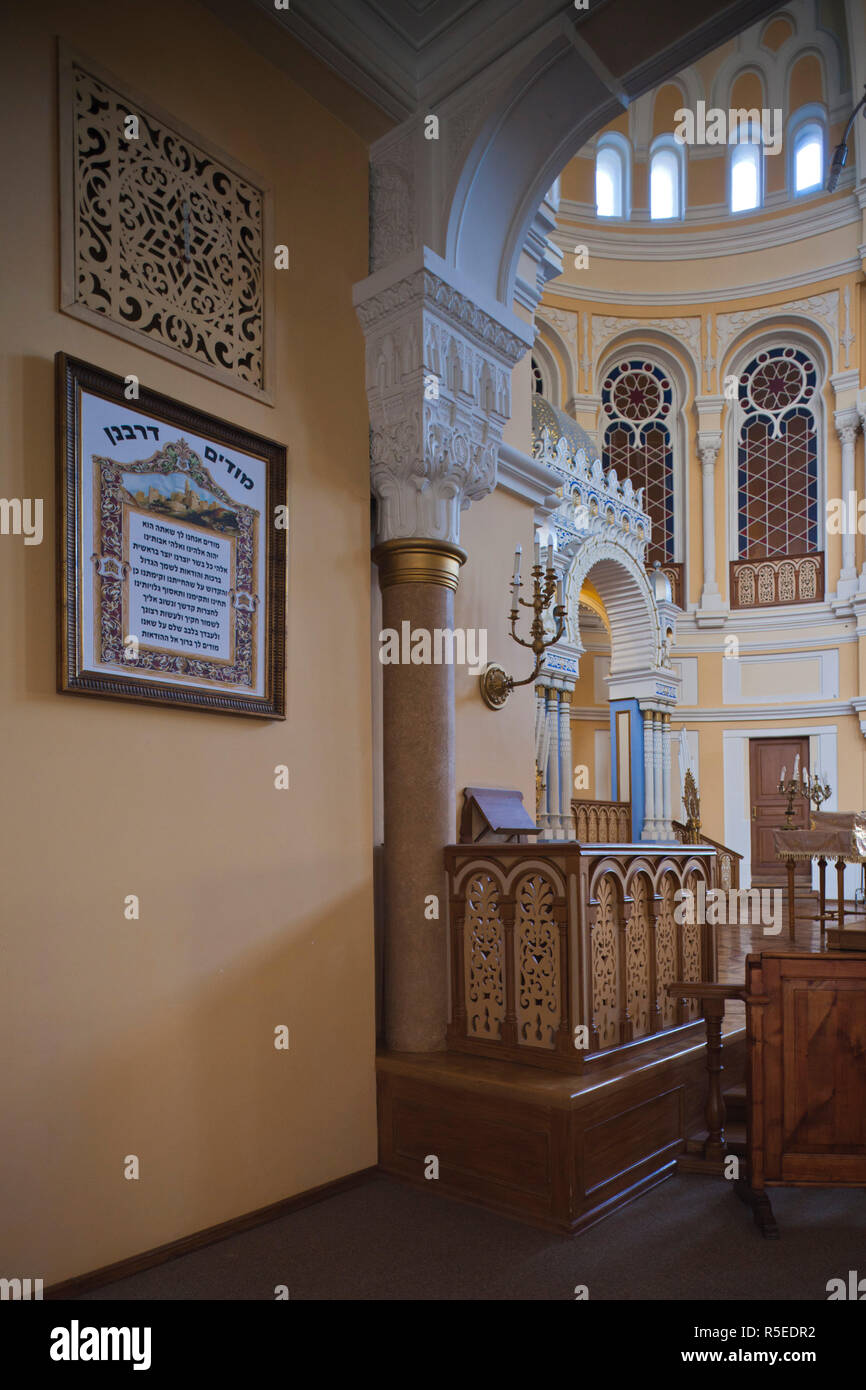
left=480, top=538, right=565, bottom=710
left=777, top=762, right=832, bottom=828
left=683, top=768, right=702, bottom=844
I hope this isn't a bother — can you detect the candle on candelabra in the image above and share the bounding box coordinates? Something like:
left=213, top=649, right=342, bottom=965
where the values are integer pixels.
left=512, top=544, right=521, bottom=583
left=794, top=753, right=800, bottom=777
left=780, top=765, right=786, bottom=783
left=546, top=541, right=554, bottom=572
left=534, top=534, right=540, bottom=568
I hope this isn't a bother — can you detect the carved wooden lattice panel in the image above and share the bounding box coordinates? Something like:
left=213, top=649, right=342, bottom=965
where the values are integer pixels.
left=681, top=871, right=702, bottom=1021
left=61, top=52, right=269, bottom=399
left=515, top=872, right=559, bottom=1048
left=464, top=873, right=506, bottom=1039
left=592, top=875, right=620, bottom=1049
left=656, top=873, right=679, bottom=1027
left=626, top=875, right=651, bottom=1037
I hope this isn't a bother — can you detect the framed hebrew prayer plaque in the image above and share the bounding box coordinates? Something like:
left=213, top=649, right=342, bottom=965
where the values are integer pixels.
left=57, top=354, right=287, bottom=718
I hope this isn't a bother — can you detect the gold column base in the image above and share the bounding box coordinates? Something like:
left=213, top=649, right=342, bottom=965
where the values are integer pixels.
left=373, top=538, right=467, bottom=591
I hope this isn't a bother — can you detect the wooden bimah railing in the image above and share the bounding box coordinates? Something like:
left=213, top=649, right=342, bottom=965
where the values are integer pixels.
left=445, top=842, right=719, bottom=1072
left=572, top=798, right=631, bottom=842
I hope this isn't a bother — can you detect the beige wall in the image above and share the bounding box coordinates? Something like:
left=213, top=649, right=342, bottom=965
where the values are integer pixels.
left=0, top=0, right=377, bottom=1284
left=455, top=488, right=537, bottom=829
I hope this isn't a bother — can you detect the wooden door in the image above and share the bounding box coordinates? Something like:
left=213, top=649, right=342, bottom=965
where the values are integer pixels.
left=749, top=736, right=809, bottom=878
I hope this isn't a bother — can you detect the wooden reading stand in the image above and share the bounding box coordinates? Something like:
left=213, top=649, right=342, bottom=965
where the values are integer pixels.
left=459, top=787, right=539, bottom=844
left=671, top=951, right=866, bottom=1236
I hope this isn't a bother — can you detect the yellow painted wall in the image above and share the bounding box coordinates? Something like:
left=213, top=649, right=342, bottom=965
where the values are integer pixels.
left=0, top=0, right=377, bottom=1285
left=455, top=488, right=537, bottom=830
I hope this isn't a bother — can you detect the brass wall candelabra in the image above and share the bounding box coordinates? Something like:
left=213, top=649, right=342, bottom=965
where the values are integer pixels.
left=480, top=538, right=565, bottom=710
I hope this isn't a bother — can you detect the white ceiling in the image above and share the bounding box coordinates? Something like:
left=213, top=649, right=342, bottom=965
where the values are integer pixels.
left=245, top=0, right=598, bottom=117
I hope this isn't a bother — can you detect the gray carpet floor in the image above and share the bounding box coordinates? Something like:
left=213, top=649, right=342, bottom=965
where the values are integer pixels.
left=78, top=1171, right=866, bottom=1300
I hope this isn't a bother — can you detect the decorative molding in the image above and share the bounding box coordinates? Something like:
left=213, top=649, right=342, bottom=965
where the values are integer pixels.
left=721, top=648, right=839, bottom=705
left=553, top=187, right=858, bottom=260
left=841, top=285, right=855, bottom=368
left=540, top=306, right=579, bottom=362
left=592, top=314, right=702, bottom=373
left=546, top=257, right=861, bottom=307
left=496, top=441, right=561, bottom=513
left=715, top=291, right=839, bottom=371
left=370, top=136, right=417, bottom=271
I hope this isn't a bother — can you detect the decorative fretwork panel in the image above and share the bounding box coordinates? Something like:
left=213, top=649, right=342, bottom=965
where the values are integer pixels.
left=446, top=844, right=719, bottom=1073
left=573, top=799, right=631, bottom=842
left=592, top=875, right=621, bottom=1049
left=730, top=554, right=823, bottom=609
left=62, top=55, right=267, bottom=398
left=602, top=360, right=674, bottom=567
left=515, top=873, right=559, bottom=1048
left=681, top=872, right=703, bottom=1022
left=464, top=873, right=506, bottom=1039
left=736, top=348, right=818, bottom=565
left=655, top=873, right=679, bottom=1028
left=626, top=875, right=652, bottom=1038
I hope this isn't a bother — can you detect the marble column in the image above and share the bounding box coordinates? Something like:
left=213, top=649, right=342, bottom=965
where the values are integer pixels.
left=641, top=707, right=656, bottom=840
left=375, top=540, right=464, bottom=1052
left=356, top=258, right=529, bottom=1053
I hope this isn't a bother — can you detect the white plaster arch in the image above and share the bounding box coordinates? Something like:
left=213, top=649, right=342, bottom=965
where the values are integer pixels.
left=441, top=1, right=783, bottom=314
left=565, top=541, right=662, bottom=676
left=535, top=314, right=575, bottom=408
left=710, top=55, right=770, bottom=113
left=531, top=337, right=561, bottom=404
left=720, top=324, right=831, bottom=567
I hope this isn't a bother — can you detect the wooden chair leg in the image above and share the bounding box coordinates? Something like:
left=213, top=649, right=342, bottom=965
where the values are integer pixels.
left=734, top=1179, right=779, bottom=1238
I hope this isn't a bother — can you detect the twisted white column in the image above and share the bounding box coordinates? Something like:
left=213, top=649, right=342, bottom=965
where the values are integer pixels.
left=661, top=713, right=673, bottom=839
left=558, top=689, right=573, bottom=839
left=546, top=687, right=559, bottom=839
left=652, top=712, right=663, bottom=842
left=641, top=708, right=656, bottom=840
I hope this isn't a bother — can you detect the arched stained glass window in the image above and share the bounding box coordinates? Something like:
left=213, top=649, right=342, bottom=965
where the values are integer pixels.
left=601, top=360, right=674, bottom=566
left=736, top=347, right=818, bottom=560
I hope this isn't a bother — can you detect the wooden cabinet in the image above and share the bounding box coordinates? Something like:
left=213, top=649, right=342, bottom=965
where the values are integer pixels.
left=738, top=952, right=866, bottom=1235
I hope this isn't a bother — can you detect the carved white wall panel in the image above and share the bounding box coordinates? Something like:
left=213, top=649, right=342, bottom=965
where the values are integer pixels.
left=355, top=266, right=530, bottom=544
left=61, top=51, right=269, bottom=399
left=591, top=315, right=702, bottom=379
left=715, top=293, right=840, bottom=374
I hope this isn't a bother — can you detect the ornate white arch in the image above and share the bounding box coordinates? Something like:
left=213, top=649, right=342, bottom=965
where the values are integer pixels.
left=565, top=540, right=663, bottom=675
left=535, top=314, right=575, bottom=407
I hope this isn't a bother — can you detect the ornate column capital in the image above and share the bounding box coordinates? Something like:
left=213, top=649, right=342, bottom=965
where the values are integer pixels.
left=834, top=406, right=861, bottom=447
left=697, top=429, right=722, bottom=469
left=354, top=252, right=532, bottom=548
